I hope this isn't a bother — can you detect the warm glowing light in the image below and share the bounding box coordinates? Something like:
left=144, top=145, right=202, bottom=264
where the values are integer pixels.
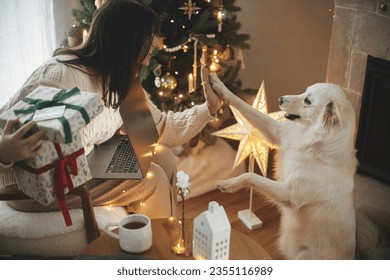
left=122, top=190, right=126, bottom=193
left=191, top=101, right=195, bottom=106
left=163, top=45, right=167, bottom=49
left=217, top=10, right=223, bottom=32
left=201, top=46, right=207, bottom=66
left=153, top=143, right=158, bottom=155
left=179, top=94, right=183, bottom=98
left=188, top=73, right=194, bottom=93
left=159, top=91, right=164, bottom=96
left=82, top=29, right=88, bottom=43
left=172, top=240, right=190, bottom=255
left=175, top=71, right=179, bottom=75
left=146, top=171, right=154, bottom=179
left=217, top=11, right=223, bottom=21
left=182, top=25, right=186, bottom=29
left=213, top=50, right=218, bottom=55
left=212, top=81, right=285, bottom=174
left=209, top=62, right=219, bottom=72
left=170, top=19, right=175, bottom=23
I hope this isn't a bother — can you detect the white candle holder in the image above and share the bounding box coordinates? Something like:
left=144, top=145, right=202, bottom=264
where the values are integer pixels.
left=171, top=171, right=192, bottom=256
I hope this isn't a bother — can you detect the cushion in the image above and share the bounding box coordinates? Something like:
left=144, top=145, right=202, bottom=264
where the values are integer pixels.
left=0, top=202, right=127, bottom=257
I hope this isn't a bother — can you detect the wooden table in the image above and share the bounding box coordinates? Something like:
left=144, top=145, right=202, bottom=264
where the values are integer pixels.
left=84, top=218, right=271, bottom=260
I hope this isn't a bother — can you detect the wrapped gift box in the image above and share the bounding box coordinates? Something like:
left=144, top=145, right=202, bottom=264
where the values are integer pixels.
left=0, top=86, right=103, bottom=144
left=0, top=86, right=103, bottom=226
left=14, top=133, right=92, bottom=226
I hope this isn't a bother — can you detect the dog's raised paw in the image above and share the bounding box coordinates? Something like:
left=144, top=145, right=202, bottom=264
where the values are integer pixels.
left=217, top=180, right=237, bottom=193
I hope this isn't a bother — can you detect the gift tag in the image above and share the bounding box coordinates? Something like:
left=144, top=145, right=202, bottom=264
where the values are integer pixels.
left=33, top=105, right=66, bottom=122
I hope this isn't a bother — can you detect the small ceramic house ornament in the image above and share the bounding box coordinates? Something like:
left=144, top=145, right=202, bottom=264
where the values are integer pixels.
left=193, top=201, right=231, bottom=260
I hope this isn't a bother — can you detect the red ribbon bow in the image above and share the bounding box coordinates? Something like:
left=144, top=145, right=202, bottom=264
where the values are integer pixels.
left=16, top=143, right=85, bottom=226
left=53, top=143, right=81, bottom=226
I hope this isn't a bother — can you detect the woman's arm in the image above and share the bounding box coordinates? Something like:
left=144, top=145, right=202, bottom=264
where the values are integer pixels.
left=146, top=94, right=213, bottom=148
left=145, top=67, right=223, bottom=148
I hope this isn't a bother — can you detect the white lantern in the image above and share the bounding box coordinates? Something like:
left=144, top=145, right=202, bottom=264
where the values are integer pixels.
left=193, top=201, right=231, bottom=260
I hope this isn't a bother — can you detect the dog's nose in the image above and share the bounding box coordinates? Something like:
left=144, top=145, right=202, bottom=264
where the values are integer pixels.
left=278, top=97, right=284, bottom=106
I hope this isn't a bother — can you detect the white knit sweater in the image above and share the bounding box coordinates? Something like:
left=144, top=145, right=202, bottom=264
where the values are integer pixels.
left=0, top=55, right=213, bottom=160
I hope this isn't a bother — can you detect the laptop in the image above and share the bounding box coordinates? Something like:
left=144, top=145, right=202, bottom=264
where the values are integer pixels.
left=87, top=77, right=159, bottom=179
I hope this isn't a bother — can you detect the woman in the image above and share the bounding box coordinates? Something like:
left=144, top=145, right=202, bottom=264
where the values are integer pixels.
left=0, top=0, right=221, bottom=218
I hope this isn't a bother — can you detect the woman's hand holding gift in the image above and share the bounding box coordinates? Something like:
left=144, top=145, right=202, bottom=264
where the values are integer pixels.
left=0, top=119, right=45, bottom=166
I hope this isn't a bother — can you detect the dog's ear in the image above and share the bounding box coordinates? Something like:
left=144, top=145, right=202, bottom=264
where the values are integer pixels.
left=322, top=101, right=338, bottom=130
left=322, top=99, right=355, bottom=130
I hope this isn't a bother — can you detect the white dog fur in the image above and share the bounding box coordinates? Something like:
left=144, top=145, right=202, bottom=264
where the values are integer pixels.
left=209, top=73, right=389, bottom=259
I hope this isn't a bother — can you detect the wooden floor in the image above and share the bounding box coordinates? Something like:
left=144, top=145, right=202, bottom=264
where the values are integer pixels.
left=178, top=188, right=284, bottom=260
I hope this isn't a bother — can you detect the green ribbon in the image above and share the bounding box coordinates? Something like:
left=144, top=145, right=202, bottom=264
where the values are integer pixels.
left=14, top=87, right=91, bottom=144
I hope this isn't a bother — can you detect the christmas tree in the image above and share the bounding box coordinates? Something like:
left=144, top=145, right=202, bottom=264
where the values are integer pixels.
left=65, top=0, right=255, bottom=113
left=141, top=0, right=254, bottom=112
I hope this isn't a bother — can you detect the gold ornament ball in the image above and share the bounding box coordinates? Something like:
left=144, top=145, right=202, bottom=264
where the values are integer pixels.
left=209, top=62, right=221, bottom=72
left=220, top=45, right=232, bottom=61
left=160, top=72, right=177, bottom=92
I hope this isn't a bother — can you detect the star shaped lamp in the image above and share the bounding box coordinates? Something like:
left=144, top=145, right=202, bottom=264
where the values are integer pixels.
left=212, top=81, right=284, bottom=230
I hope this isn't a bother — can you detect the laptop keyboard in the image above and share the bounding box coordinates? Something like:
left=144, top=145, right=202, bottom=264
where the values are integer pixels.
left=105, top=138, right=139, bottom=174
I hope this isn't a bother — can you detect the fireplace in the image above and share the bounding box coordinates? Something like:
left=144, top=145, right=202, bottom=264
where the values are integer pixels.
left=356, top=56, right=390, bottom=185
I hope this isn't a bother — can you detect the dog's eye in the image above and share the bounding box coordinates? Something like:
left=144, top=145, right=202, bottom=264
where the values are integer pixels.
left=304, top=97, right=311, bottom=105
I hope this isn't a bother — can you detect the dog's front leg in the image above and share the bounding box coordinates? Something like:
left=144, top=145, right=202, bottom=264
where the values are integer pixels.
left=217, top=173, right=290, bottom=205
left=209, top=73, right=282, bottom=146
left=216, top=173, right=249, bottom=193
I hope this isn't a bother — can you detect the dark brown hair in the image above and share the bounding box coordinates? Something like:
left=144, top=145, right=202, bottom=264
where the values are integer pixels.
left=54, top=0, right=158, bottom=109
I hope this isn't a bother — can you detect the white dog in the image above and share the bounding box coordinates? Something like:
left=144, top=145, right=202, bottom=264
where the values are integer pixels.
left=209, top=74, right=358, bottom=259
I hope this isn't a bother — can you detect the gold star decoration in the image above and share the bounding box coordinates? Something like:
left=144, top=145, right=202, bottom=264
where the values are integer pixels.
left=178, top=0, right=202, bottom=20
left=212, top=81, right=284, bottom=176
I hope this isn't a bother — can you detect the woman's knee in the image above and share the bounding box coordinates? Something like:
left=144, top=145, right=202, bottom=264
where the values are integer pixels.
left=152, top=145, right=177, bottom=185
left=147, top=162, right=169, bottom=183
left=133, top=162, right=172, bottom=218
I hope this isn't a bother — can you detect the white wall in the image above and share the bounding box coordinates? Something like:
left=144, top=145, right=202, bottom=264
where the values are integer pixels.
left=53, top=0, right=82, bottom=47
left=237, top=0, right=334, bottom=112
